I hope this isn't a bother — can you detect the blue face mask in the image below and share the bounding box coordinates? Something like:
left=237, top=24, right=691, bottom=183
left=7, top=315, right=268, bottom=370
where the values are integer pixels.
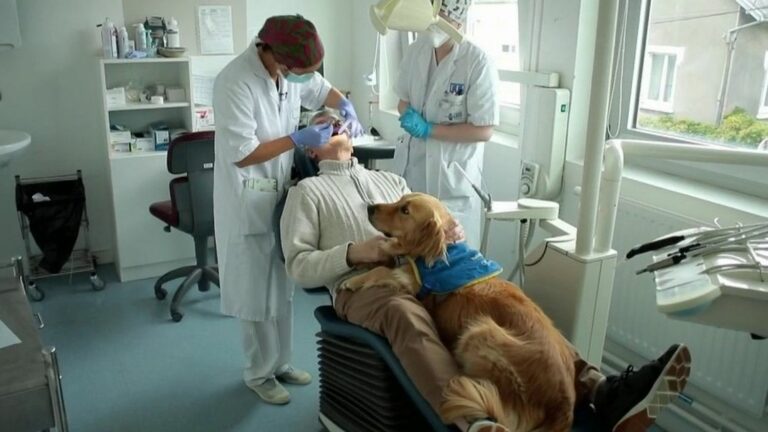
left=285, top=71, right=314, bottom=84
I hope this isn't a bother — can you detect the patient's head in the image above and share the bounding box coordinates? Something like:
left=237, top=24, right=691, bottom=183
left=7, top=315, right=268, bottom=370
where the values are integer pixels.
left=304, top=109, right=353, bottom=161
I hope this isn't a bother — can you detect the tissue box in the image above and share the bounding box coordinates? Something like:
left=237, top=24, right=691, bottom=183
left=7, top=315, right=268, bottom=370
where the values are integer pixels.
left=133, top=136, right=155, bottom=152
left=106, top=87, right=126, bottom=107
left=112, top=142, right=130, bottom=152
left=109, top=130, right=132, bottom=144
left=194, top=106, right=215, bottom=131
left=152, top=130, right=170, bottom=151
left=165, top=87, right=186, bottom=103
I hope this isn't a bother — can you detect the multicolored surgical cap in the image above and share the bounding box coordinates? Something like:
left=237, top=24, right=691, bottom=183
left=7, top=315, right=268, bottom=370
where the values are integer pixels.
left=258, top=15, right=325, bottom=69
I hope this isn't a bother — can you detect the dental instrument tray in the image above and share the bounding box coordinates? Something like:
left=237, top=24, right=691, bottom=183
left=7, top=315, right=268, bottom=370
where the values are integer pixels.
left=633, top=225, right=768, bottom=336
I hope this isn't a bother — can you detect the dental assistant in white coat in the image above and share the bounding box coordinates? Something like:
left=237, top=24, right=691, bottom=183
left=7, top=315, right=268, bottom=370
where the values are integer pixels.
left=213, top=15, right=364, bottom=405
left=395, top=0, right=499, bottom=248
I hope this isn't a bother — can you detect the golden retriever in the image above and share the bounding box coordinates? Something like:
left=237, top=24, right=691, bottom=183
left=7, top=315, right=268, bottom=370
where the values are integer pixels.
left=341, top=193, right=576, bottom=432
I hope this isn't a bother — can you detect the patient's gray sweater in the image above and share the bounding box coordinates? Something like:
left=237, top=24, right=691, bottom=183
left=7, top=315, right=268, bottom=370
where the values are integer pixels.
left=280, top=158, right=408, bottom=296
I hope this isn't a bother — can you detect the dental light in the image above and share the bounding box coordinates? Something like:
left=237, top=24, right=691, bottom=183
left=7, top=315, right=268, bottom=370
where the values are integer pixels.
left=370, top=0, right=464, bottom=43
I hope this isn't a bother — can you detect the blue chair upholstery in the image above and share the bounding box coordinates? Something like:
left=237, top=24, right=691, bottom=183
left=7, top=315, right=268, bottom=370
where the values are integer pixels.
left=314, top=305, right=600, bottom=432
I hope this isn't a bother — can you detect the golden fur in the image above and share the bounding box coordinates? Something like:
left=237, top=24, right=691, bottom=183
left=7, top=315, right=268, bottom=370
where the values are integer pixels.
left=341, top=193, right=576, bottom=432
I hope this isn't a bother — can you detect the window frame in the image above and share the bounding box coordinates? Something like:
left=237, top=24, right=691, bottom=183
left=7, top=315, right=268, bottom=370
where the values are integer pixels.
left=467, top=0, right=522, bottom=135
left=609, top=0, right=768, bottom=200
left=638, top=45, right=684, bottom=114
left=758, top=51, right=768, bottom=120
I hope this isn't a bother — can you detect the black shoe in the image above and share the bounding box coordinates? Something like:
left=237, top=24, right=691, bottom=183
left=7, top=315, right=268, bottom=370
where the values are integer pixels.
left=594, top=344, right=691, bottom=432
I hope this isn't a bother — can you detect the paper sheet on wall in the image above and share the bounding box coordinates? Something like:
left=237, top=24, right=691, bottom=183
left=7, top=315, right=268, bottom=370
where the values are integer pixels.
left=0, top=319, right=21, bottom=350
left=198, top=6, right=234, bottom=55
left=192, top=74, right=215, bottom=106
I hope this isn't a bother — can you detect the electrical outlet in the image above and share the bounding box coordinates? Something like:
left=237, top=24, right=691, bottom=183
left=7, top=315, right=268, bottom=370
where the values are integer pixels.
left=520, top=161, right=539, bottom=197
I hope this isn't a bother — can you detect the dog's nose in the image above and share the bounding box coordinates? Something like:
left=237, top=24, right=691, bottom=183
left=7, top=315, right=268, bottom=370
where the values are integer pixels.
left=367, top=205, right=376, bottom=216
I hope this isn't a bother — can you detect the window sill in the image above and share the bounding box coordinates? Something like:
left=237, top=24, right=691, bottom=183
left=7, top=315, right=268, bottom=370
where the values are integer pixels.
left=566, top=159, right=768, bottom=221
left=638, top=103, right=674, bottom=114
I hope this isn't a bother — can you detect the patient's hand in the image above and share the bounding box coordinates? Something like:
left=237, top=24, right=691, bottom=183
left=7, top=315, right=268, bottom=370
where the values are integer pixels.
left=346, top=236, right=397, bottom=267
left=444, top=219, right=465, bottom=244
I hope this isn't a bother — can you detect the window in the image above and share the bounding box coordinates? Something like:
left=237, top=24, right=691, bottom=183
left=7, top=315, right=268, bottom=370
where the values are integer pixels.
left=465, top=0, right=521, bottom=109
left=639, top=46, right=682, bottom=113
left=632, top=0, right=768, bottom=150
left=759, top=51, right=768, bottom=120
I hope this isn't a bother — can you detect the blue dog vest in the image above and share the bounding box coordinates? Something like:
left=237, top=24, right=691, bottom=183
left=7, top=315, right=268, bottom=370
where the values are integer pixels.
left=407, top=243, right=503, bottom=299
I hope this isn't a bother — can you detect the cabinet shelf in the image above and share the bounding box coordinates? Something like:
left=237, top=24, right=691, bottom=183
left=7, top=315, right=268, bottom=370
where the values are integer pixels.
left=101, top=57, right=189, bottom=64
left=108, top=102, right=190, bottom=112
left=109, top=151, right=167, bottom=160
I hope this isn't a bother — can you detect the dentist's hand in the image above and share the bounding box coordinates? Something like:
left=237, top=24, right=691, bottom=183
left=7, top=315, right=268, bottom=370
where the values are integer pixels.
left=338, top=97, right=365, bottom=138
left=399, top=107, right=433, bottom=139
left=289, top=123, right=332, bottom=150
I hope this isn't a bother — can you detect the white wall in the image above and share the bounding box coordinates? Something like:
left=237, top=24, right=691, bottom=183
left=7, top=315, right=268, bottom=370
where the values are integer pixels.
left=123, top=0, right=249, bottom=56
left=246, top=0, right=353, bottom=96
left=0, top=0, right=124, bottom=262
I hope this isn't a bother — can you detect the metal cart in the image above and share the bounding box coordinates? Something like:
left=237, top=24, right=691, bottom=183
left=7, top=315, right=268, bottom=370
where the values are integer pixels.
left=15, top=170, right=105, bottom=301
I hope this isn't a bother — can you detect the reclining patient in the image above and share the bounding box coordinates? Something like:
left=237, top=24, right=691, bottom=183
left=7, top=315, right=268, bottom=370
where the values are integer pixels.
left=280, top=109, right=690, bottom=432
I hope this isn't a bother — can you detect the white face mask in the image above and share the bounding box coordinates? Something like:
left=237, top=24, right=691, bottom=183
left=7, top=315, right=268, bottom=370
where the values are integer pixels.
left=424, top=27, right=450, bottom=48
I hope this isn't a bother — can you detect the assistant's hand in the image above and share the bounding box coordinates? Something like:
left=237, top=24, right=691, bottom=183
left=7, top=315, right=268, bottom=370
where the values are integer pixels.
left=399, top=107, right=433, bottom=139
left=338, top=97, right=365, bottom=138
left=346, top=236, right=396, bottom=267
left=444, top=219, right=465, bottom=244
left=289, top=123, right=332, bottom=150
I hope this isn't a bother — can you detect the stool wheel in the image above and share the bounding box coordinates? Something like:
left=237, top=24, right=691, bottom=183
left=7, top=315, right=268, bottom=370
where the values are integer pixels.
left=28, top=282, right=45, bottom=302
left=171, top=310, right=183, bottom=322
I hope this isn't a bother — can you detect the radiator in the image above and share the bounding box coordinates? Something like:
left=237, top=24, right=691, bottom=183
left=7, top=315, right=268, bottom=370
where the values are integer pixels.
left=608, top=198, right=768, bottom=418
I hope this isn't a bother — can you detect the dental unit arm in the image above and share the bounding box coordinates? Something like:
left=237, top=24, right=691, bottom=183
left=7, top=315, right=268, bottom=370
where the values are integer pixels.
left=370, top=0, right=465, bottom=43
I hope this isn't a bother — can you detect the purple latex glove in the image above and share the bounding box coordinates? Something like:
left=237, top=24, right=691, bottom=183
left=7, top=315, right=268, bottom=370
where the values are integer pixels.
left=338, top=97, right=365, bottom=138
left=289, top=123, right=333, bottom=150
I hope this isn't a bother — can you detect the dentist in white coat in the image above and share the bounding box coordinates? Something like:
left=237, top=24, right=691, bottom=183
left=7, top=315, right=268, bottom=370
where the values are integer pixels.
left=213, top=15, right=364, bottom=405
left=395, top=0, right=499, bottom=248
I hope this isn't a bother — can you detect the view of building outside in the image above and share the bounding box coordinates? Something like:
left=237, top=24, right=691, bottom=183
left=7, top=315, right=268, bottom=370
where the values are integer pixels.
left=637, top=0, right=768, bottom=150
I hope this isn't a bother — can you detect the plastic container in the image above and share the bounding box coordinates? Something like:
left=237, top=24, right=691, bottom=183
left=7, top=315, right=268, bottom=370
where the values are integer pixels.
left=117, top=26, right=129, bottom=58
left=134, top=23, right=146, bottom=52
left=100, top=18, right=117, bottom=59
left=166, top=17, right=180, bottom=48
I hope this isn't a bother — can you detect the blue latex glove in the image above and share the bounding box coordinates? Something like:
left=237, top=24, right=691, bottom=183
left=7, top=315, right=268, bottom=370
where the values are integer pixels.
left=338, top=97, right=365, bottom=138
left=399, top=107, right=433, bottom=139
left=289, top=123, right=332, bottom=150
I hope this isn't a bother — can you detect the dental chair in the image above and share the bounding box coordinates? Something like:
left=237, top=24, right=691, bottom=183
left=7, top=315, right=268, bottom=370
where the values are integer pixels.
left=149, top=131, right=219, bottom=322
left=277, top=153, right=599, bottom=431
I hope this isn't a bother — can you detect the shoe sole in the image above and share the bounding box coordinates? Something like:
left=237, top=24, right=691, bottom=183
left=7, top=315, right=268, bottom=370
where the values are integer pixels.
left=613, top=344, right=692, bottom=432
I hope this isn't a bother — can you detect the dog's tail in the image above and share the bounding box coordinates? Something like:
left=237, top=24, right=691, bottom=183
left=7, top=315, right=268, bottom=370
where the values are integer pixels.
left=440, top=375, right=507, bottom=428
left=444, top=316, right=552, bottom=431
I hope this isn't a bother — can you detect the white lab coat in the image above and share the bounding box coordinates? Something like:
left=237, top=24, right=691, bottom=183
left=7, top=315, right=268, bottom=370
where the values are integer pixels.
left=213, top=44, right=331, bottom=321
left=395, top=37, right=499, bottom=248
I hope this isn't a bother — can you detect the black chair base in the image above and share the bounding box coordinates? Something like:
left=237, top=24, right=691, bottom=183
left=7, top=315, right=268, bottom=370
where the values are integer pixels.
left=155, top=265, right=219, bottom=322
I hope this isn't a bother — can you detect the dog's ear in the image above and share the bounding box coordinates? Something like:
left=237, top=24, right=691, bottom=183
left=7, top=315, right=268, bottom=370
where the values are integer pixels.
left=410, top=217, right=447, bottom=266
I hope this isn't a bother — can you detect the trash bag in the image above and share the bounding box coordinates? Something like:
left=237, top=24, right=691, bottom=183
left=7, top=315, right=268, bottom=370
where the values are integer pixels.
left=16, top=179, right=85, bottom=274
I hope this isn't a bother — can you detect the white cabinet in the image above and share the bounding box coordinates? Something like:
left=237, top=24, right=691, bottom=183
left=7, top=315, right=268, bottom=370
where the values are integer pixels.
left=98, top=58, right=197, bottom=282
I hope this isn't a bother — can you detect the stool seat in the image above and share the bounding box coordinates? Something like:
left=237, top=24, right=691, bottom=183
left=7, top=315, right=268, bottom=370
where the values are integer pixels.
left=149, top=200, right=178, bottom=227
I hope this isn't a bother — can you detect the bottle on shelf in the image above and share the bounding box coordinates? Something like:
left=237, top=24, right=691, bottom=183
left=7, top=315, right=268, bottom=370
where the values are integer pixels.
left=117, top=26, right=129, bottom=58
left=166, top=17, right=180, bottom=48
left=100, top=18, right=117, bottom=59
left=134, top=23, right=146, bottom=52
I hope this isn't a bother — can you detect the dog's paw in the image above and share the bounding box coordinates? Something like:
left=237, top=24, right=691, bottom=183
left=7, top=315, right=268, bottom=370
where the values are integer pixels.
left=340, top=277, right=364, bottom=292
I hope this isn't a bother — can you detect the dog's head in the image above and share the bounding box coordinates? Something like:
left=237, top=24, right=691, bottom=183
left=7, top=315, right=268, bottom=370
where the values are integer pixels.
left=367, top=193, right=454, bottom=265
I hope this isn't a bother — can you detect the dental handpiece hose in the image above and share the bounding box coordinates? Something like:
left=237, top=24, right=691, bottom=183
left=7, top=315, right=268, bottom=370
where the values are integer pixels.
left=450, top=162, right=492, bottom=211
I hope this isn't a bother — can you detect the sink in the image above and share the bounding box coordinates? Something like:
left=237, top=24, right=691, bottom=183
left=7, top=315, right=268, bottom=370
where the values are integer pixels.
left=0, top=129, right=31, bottom=168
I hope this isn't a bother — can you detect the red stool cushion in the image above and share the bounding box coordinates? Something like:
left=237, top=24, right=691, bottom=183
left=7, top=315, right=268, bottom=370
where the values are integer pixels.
left=149, top=200, right=179, bottom=227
